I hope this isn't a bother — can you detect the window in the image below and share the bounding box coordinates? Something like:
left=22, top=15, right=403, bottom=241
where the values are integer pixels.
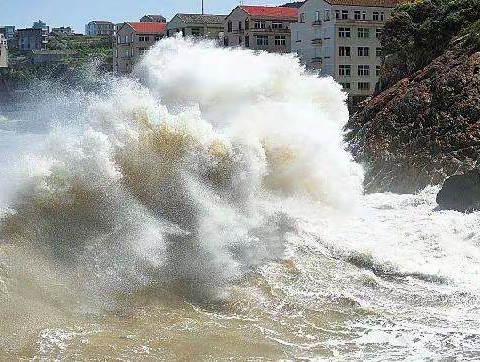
left=335, top=10, right=340, bottom=19
left=256, top=35, right=268, bottom=46
left=239, top=21, right=243, bottom=31
left=354, top=11, right=361, bottom=20
left=115, top=48, right=118, bottom=57
left=324, top=46, right=331, bottom=57
left=300, top=13, right=305, bottom=23
left=224, top=37, right=229, bottom=46
left=275, top=35, right=286, bottom=46
left=245, top=35, right=249, bottom=47
left=155, top=35, right=160, bottom=41
left=139, top=36, right=150, bottom=41
left=376, top=28, right=382, bottom=38
left=358, top=46, right=369, bottom=56
left=124, top=35, right=128, bottom=43
left=191, top=28, right=200, bottom=36
left=324, top=10, right=330, bottom=21
left=362, top=11, right=367, bottom=20
left=272, top=22, right=283, bottom=29
left=339, top=27, right=350, bottom=37
left=376, top=47, right=382, bottom=57
left=228, top=21, right=232, bottom=32
left=358, top=82, right=370, bottom=90
left=245, top=19, right=249, bottom=30
left=381, top=12, right=385, bottom=21
left=358, top=65, right=370, bottom=76
left=341, top=10, right=348, bottom=19
left=239, top=36, right=242, bottom=44
left=340, top=82, right=351, bottom=89
left=117, top=36, right=121, bottom=44
left=316, top=11, right=320, bottom=21
left=339, top=46, right=351, bottom=56
left=376, top=65, right=381, bottom=76
left=339, top=64, right=351, bottom=76
left=358, top=28, right=370, bottom=38
left=373, top=11, right=379, bottom=21
left=295, top=30, right=300, bottom=41
left=125, top=49, right=130, bottom=57
left=254, top=21, right=266, bottom=29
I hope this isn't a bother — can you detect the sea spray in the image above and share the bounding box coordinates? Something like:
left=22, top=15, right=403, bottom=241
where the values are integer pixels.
left=0, top=37, right=362, bottom=307
left=0, top=37, right=479, bottom=361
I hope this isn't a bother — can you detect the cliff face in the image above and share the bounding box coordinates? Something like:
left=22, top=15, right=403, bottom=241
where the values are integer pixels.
left=345, top=0, right=480, bottom=193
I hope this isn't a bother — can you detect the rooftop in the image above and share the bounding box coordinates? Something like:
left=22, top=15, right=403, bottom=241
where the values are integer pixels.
left=143, top=15, right=166, bottom=22
left=175, top=13, right=227, bottom=24
left=239, top=5, right=299, bottom=19
left=89, top=20, right=113, bottom=24
left=126, top=22, right=167, bottom=34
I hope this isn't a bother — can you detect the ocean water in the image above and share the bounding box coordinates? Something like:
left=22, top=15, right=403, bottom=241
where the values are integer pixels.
left=0, top=37, right=479, bottom=361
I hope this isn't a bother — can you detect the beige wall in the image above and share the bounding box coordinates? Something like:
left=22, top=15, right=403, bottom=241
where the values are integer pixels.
left=114, top=24, right=163, bottom=73
left=292, top=0, right=394, bottom=99
left=224, top=7, right=295, bottom=53
left=166, top=16, right=224, bottom=40
left=0, top=34, right=7, bottom=68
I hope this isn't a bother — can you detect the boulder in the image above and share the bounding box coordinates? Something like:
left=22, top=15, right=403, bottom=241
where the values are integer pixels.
left=436, top=169, right=480, bottom=212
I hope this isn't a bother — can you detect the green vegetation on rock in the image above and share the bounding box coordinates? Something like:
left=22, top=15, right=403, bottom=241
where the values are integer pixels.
left=381, top=0, right=480, bottom=80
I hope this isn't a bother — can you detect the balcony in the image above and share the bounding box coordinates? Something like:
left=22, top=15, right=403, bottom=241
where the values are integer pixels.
left=251, top=26, right=290, bottom=34
left=312, top=20, right=322, bottom=26
left=311, top=38, right=322, bottom=45
left=311, top=56, right=322, bottom=63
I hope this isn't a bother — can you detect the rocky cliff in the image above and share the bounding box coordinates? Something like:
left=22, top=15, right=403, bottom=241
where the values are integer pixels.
left=345, top=0, right=480, bottom=193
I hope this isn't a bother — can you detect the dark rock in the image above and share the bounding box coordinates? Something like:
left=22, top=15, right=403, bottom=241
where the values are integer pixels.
left=345, top=29, right=480, bottom=194
left=436, top=169, right=480, bottom=212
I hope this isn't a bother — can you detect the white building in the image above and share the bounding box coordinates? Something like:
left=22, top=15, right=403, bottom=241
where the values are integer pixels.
left=0, top=34, right=8, bottom=68
left=85, top=21, right=115, bottom=36
left=291, top=0, right=403, bottom=105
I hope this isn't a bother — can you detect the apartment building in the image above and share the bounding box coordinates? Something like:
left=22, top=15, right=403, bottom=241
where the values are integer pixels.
left=17, top=28, right=43, bottom=52
left=166, top=14, right=226, bottom=40
left=140, top=15, right=166, bottom=23
left=0, top=34, right=8, bottom=68
left=85, top=21, right=115, bottom=36
left=223, top=6, right=298, bottom=53
left=114, top=22, right=167, bottom=73
left=0, top=26, right=15, bottom=41
left=292, top=0, right=403, bottom=104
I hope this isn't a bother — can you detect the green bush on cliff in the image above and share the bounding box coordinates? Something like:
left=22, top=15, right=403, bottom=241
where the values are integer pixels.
left=382, top=0, right=480, bottom=73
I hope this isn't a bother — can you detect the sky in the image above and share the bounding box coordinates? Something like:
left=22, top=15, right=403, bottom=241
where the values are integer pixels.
left=0, top=0, right=291, bottom=34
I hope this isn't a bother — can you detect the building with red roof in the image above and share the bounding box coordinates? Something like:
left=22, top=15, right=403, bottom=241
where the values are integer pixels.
left=223, top=5, right=299, bottom=53
left=114, top=22, right=167, bottom=73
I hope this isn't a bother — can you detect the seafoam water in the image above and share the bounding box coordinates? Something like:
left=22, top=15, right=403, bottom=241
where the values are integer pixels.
left=0, top=37, right=479, bottom=360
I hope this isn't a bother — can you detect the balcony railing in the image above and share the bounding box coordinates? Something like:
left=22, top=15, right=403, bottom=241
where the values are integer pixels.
left=251, top=27, right=290, bottom=33
left=312, top=20, right=322, bottom=26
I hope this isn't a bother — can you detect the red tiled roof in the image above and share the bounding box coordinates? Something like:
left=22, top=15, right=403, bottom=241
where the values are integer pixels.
left=239, top=5, right=299, bottom=20
left=126, top=22, right=167, bottom=34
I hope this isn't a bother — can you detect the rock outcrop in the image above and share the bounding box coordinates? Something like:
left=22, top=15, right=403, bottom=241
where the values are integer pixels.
left=345, top=0, right=480, bottom=193
left=436, top=169, right=480, bottom=212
